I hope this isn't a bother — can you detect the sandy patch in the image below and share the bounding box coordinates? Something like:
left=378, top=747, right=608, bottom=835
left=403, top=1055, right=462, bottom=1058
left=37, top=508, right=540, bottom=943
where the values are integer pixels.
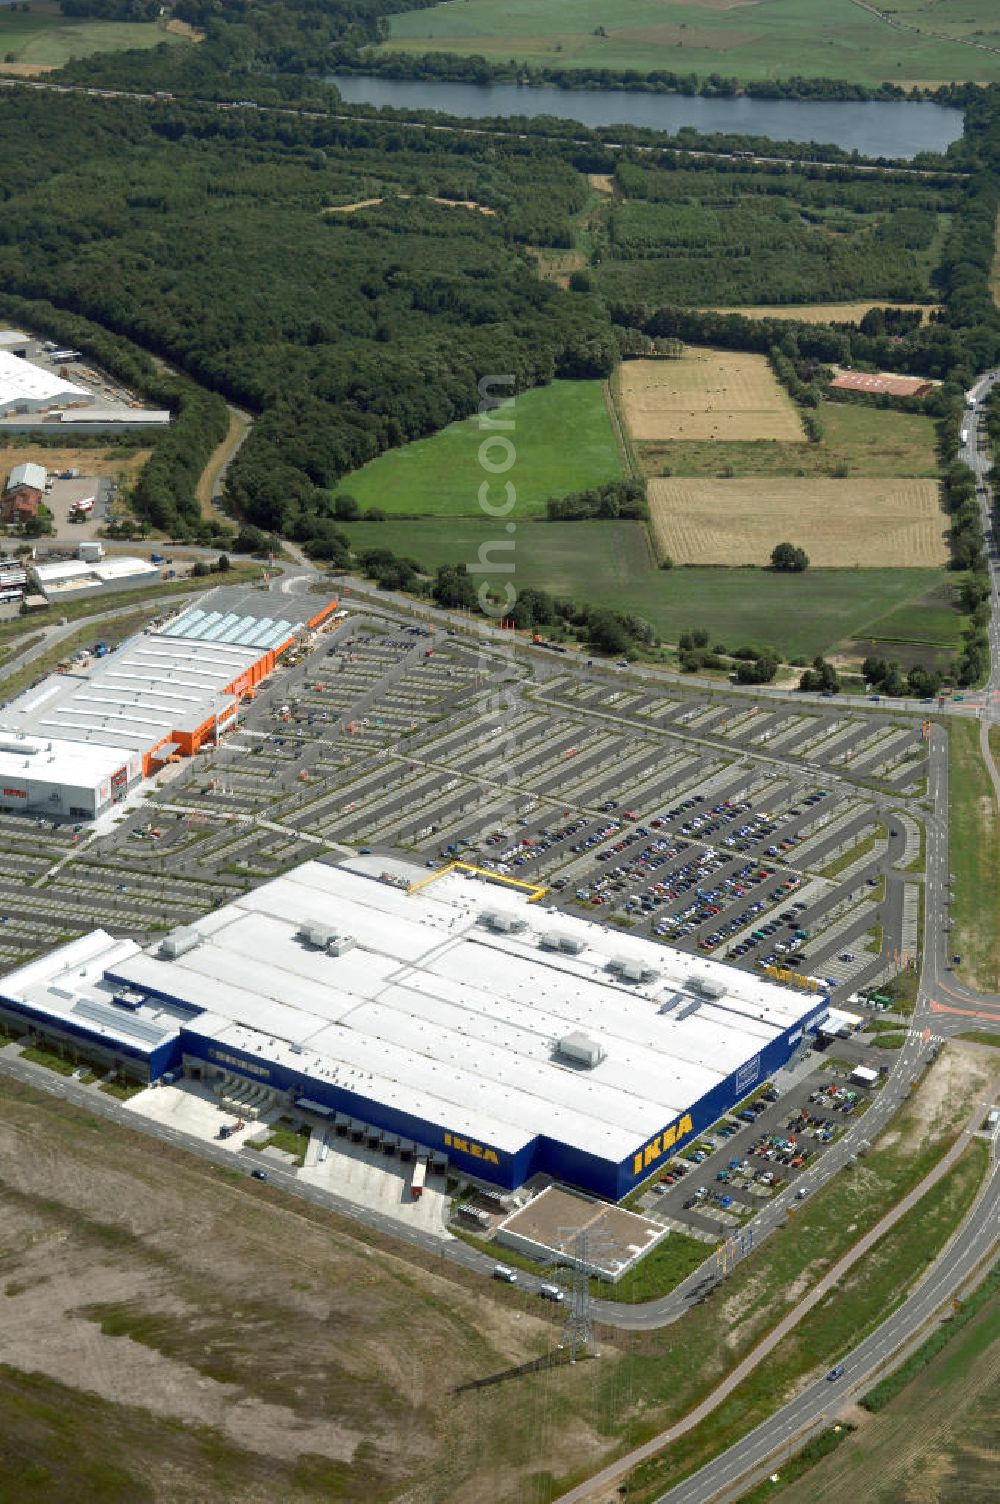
left=324, top=194, right=494, bottom=216
left=706, top=302, right=939, bottom=325
left=0, top=60, right=56, bottom=75
left=588, top=173, right=616, bottom=194
left=165, top=17, right=204, bottom=41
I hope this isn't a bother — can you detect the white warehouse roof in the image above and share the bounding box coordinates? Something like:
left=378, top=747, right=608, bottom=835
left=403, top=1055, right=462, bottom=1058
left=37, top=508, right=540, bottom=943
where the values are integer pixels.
left=0, top=350, right=92, bottom=411
left=98, top=862, right=821, bottom=1162
left=0, top=730, right=129, bottom=790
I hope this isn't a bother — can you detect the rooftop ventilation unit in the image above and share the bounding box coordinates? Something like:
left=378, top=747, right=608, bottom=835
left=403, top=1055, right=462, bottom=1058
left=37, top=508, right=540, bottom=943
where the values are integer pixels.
left=556, top=1031, right=606, bottom=1069
left=540, top=931, right=585, bottom=955
left=608, top=956, right=658, bottom=984
left=327, top=934, right=356, bottom=957
left=112, top=988, right=146, bottom=1011
left=298, top=921, right=339, bottom=949
left=686, top=976, right=725, bottom=999
left=479, top=910, right=527, bottom=934
left=159, top=927, right=202, bottom=960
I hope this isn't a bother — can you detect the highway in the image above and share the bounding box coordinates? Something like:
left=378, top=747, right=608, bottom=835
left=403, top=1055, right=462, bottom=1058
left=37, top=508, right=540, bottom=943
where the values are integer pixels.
left=645, top=1114, right=999, bottom=1504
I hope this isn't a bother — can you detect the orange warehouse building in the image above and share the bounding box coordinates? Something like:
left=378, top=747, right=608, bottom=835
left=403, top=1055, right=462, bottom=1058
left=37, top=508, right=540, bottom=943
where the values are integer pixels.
left=0, top=585, right=339, bottom=820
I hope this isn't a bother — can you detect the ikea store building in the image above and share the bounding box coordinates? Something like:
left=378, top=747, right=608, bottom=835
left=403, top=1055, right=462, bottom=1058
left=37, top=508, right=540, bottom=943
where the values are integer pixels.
left=0, top=861, right=829, bottom=1199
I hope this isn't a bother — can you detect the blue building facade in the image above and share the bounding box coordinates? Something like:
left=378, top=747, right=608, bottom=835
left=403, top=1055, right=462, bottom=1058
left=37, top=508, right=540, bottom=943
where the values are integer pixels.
left=2, top=967, right=827, bottom=1202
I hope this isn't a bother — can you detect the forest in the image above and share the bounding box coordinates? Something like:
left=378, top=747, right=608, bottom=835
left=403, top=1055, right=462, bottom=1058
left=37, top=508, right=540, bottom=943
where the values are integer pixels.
left=592, top=161, right=954, bottom=306
left=0, top=21, right=999, bottom=550
left=0, top=93, right=616, bottom=537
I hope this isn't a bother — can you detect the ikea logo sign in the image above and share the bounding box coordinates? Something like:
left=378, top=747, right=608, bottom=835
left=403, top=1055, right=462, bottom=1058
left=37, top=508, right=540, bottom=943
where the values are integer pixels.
left=632, top=1114, right=694, bottom=1177
left=444, top=1132, right=500, bottom=1165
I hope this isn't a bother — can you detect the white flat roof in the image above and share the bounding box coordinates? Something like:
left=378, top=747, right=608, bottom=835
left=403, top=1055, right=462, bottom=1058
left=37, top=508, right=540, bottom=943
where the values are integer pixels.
left=1, top=629, right=265, bottom=753
left=33, top=559, right=94, bottom=584
left=0, top=930, right=185, bottom=1055
left=0, top=350, right=91, bottom=408
left=101, top=862, right=822, bottom=1162
left=0, top=730, right=127, bottom=788
left=55, top=407, right=171, bottom=424
left=90, top=558, right=159, bottom=582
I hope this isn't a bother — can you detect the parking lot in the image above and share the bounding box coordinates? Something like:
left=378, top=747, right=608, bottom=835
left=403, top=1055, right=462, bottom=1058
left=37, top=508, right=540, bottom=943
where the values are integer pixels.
left=627, top=1038, right=886, bottom=1240
left=0, top=606, right=929, bottom=1157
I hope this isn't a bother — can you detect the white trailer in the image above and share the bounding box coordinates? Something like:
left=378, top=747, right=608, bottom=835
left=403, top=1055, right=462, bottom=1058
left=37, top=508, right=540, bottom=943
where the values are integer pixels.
left=410, top=1156, right=427, bottom=1199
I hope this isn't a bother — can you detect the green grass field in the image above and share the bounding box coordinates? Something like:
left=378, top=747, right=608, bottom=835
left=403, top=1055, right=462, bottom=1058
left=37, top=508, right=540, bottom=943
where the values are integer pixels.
left=343, top=515, right=943, bottom=658
left=338, top=380, right=622, bottom=518
left=639, top=401, right=940, bottom=481
left=0, top=5, right=185, bottom=68
left=852, top=578, right=965, bottom=647
left=948, top=719, right=1000, bottom=992
left=379, top=0, right=1000, bottom=87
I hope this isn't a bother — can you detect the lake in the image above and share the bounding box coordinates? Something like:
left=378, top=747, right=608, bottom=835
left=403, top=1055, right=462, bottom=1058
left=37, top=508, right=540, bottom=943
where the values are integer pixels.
left=330, top=75, right=963, bottom=159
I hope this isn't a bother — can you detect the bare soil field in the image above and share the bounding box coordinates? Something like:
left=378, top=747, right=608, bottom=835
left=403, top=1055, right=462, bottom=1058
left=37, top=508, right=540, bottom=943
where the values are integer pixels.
left=0, top=445, right=150, bottom=480
left=0, top=1076, right=609, bottom=1504
left=706, top=303, right=939, bottom=325
left=648, top=476, right=947, bottom=567
left=619, top=352, right=806, bottom=443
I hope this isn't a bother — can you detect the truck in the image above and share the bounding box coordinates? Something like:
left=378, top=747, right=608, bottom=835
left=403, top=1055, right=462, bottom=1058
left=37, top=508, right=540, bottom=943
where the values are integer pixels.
left=93, top=641, right=109, bottom=658
left=410, top=1155, right=427, bottom=1199
left=960, top=428, right=969, bottom=445
left=150, top=552, right=165, bottom=565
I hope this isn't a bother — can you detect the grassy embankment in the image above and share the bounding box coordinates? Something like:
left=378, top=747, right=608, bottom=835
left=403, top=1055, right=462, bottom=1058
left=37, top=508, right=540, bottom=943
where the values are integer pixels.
left=764, top=1266, right=1000, bottom=1504
left=948, top=719, right=1000, bottom=992
left=607, top=1139, right=990, bottom=1504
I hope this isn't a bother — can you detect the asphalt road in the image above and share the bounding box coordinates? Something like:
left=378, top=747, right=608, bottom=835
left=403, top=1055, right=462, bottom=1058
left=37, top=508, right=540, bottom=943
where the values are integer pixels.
left=649, top=1118, right=1000, bottom=1504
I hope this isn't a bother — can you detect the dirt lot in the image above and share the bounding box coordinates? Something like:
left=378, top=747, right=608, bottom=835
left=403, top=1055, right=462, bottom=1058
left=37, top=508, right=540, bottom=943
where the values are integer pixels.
left=0, top=1077, right=612, bottom=1504
left=705, top=303, right=939, bottom=325
left=877, top=1041, right=995, bottom=1155
left=618, top=353, right=805, bottom=443
left=648, top=476, right=947, bottom=566
left=0, top=446, right=150, bottom=482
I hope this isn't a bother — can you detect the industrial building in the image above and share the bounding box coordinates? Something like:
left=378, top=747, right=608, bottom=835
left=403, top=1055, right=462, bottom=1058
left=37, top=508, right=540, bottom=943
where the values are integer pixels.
left=0, top=350, right=94, bottom=417
left=30, top=555, right=161, bottom=597
left=0, top=585, right=338, bottom=818
left=0, top=861, right=829, bottom=1199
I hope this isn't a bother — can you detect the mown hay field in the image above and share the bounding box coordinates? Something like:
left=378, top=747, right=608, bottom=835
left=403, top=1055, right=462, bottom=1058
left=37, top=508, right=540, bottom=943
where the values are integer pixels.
left=649, top=476, right=947, bottom=567
left=619, top=352, right=805, bottom=443
left=706, top=302, right=939, bottom=325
